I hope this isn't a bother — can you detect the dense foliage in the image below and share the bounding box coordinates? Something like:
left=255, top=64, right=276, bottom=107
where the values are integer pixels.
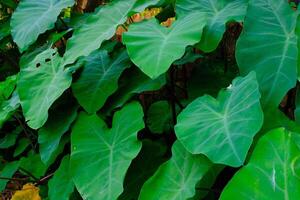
left=0, top=0, right=300, bottom=199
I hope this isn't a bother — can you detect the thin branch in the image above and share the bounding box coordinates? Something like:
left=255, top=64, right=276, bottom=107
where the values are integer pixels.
left=35, top=173, right=54, bottom=186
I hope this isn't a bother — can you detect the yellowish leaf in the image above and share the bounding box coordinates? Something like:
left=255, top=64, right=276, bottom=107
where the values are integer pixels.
left=11, top=183, right=41, bottom=200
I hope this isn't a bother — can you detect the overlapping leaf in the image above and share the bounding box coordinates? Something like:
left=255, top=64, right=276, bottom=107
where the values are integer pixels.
left=176, top=0, right=247, bottom=52
left=236, top=0, right=298, bottom=109
left=139, top=141, right=212, bottom=200
left=17, top=53, right=72, bottom=129
left=70, top=102, right=144, bottom=200
left=11, top=0, right=75, bottom=52
left=220, top=128, right=300, bottom=199
left=72, top=49, right=131, bottom=113
left=175, top=72, right=263, bottom=167
left=123, top=12, right=207, bottom=79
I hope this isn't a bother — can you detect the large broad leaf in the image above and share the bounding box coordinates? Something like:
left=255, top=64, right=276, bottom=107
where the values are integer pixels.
left=176, top=0, right=247, bottom=52
left=64, top=0, right=133, bottom=65
left=70, top=102, right=144, bottom=200
left=220, top=128, right=300, bottom=199
left=175, top=72, right=263, bottom=167
left=48, top=156, right=74, bottom=200
left=123, top=12, right=207, bottom=79
left=236, top=0, right=298, bottom=109
left=72, top=49, right=131, bottom=113
left=10, top=0, right=74, bottom=52
left=17, top=53, right=72, bottom=129
left=139, top=141, right=212, bottom=200
left=38, top=105, right=77, bottom=165
left=119, top=139, right=167, bottom=200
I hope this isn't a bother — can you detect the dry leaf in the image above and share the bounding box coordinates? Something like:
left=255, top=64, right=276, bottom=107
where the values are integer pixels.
left=11, top=183, right=41, bottom=200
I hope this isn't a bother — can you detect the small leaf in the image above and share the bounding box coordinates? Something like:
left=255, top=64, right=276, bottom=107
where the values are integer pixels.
left=70, top=102, right=144, bottom=200
left=123, top=12, right=207, bottom=79
left=175, top=72, right=263, bottom=167
left=0, top=161, right=19, bottom=191
left=48, top=156, right=74, bottom=200
left=13, top=138, right=30, bottom=157
left=0, top=92, right=20, bottom=128
left=139, top=141, right=212, bottom=200
left=11, top=0, right=75, bottom=52
left=20, top=153, right=47, bottom=178
left=220, top=128, right=300, bottom=199
left=72, top=49, right=131, bottom=113
left=0, top=127, right=21, bottom=148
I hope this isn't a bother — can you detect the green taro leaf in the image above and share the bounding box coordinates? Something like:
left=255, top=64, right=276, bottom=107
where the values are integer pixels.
left=0, top=92, right=20, bottom=129
left=146, top=101, right=173, bottom=134
left=48, top=156, right=74, bottom=200
left=0, top=74, right=17, bottom=102
left=63, top=0, right=135, bottom=65
left=11, top=0, right=75, bottom=52
left=175, top=72, right=263, bottom=167
left=139, top=141, right=212, bottom=200
left=123, top=12, right=207, bottom=79
left=70, top=102, right=144, bottom=200
left=236, top=0, right=298, bottom=109
left=176, top=0, right=247, bottom=53
left=17, top=53, right=72, bottom=129
left=72, top=49, right=131, bottom=113
left=0, top=161, right=19, bottom=191
left=38, top=105, right=78, bottom=165
left=220, top=128, right=300, bottom=199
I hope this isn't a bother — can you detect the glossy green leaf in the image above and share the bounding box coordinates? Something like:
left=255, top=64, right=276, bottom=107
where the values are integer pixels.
left=11, top=0, right=75, bottom=52
left=175, top=72, right=263, bottom=167
left=176, top=0, right=247, bottom=52
left=63, top=0, right=136, bottom=65
left=119, top=140, right=167, bottom=200
left=220, top=128, right=300, bottom=199
left=236, top=0, right=298, bottom=109
left=17, top=53, right=72, bottom=129
left=146, top=101, right=172, bottom=134
left=139, top=141, right=212, bottom=200
left=0, top=161, right=19, bottom=191
left=48, top=156, right=74, bottom=200
left=72, top=49, right=131, bottom=113
left=70, top=102, right=144, bottom=200
left=123, top=12, right=206, bottom=79
left=0, top=74, right=17, bottom=102
left=38, top=105, right=77, bottom=165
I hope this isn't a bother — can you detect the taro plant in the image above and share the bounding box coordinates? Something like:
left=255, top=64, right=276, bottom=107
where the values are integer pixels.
left=0, top=0, right=300, bottom=199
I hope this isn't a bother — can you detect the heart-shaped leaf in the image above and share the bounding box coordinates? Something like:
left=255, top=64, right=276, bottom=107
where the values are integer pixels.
left=236, top=0, right=298, bottom=109
left=139, top=141, right=212, bottom=200
left=176, top=0, right=247, bottom=52
left=123, top=12, right=207, bottom=79
left=17, top=52, right=72, bottom=129
left=11, top=0, right=75, bottom=52
left=175, top=72, right=263, bottom=167
left=70, top=102, right=144, bottom=200
left=72, top=49, right=131, bottom=113
left=220, top=128, right=300, bottom=199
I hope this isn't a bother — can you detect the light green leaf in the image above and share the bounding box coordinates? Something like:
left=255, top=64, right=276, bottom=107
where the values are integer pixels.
left=139, top=141, right=212, bottom=200
left=123, top=12, right=207, bottom=79
left=48, top=156, right=74, bottom=200
left=0, top=74, right=17, bottom=102
left=175, top=72, right=263, bottom=167
left=63, top=0, right=136, bottom=65
left=0, top=161, right=19, bottom=191
left=0, top=92, right=20, bottom=128
left=176, top=0, right=247, bottom=52
left=38, top=105, right=77, bottom=165
left=17, top=53, right=72, bottom=129
left=11, top=0, right=75, bottom=52
left=72, top=49, right=131, bottom=113
left=220, top=128, right=300, bottom=199
left=146, top=101, right=172, bottom=134
left=70, top=102, right=144, bottom=200
left=236, top=0, right=298, bottom=109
